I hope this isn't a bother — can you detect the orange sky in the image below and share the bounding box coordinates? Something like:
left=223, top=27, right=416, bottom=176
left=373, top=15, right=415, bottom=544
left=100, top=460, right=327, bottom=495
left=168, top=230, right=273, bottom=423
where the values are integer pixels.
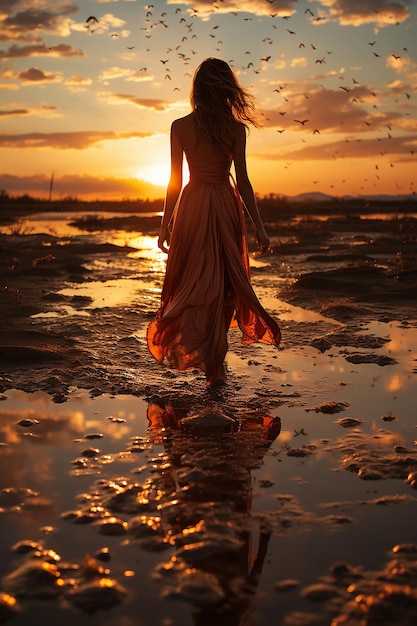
left=0, top=0, right=416, bottom=200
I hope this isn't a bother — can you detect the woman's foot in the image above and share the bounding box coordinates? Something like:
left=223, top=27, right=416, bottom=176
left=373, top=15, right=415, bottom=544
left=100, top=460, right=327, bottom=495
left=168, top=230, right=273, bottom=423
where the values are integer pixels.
left=206, top=362, right=227, bottom=388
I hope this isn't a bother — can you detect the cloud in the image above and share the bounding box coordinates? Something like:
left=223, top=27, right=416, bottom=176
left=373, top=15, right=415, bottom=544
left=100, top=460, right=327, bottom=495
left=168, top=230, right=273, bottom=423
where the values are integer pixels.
left=0, top=103, right=63, bottom=119
left=73, top=12, right=127, bottom=34
left=98, top=66, right=133, bottom=81
left=111, top=94, right=175, bottom=111
left=126, top=69, right=154, bottom=83
left=0, top=130, right=154, bottom=150
left=18, top=67, right=61, bottom=84
left=0, top=173, right=163, bottom=200
left=256, top=134, right=417, bottom=162
left=166, top=0, right=297, bottom=19
left=0, top=1, right=78, bottom=43
left=0, top=43, right=85, bottom=60
left=386, top=80, right=415, bottom=103
left=386, top=53, right=416, bottom=75
left=63, top=75, right=93, bottom=91
left=290, top=57, right=308, bottom=68
left=0, top=108, right=29, bottom=118
left=314, top=0, right=411, bottom=27
left=0, top=83, right=19, bottom=91
left=261, top=85, right=409, bottom=134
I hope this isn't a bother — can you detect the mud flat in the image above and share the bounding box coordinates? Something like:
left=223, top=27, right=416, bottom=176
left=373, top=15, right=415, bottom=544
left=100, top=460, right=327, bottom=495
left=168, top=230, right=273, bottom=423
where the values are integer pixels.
left=0, top=203, right=417, bottom=625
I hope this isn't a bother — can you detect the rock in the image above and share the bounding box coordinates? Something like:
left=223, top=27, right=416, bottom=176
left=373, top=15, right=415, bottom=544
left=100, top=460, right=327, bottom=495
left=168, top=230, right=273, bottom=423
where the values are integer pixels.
left=67, top=578, right=126, bottom=612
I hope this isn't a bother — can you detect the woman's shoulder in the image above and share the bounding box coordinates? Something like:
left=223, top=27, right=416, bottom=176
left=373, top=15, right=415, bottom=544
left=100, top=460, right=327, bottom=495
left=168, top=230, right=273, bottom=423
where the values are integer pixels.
left=232, top=119, right=246, bottom=133
left=232, top=120, right=247, bottom=145
left=172, top=112, right=194, bottom=129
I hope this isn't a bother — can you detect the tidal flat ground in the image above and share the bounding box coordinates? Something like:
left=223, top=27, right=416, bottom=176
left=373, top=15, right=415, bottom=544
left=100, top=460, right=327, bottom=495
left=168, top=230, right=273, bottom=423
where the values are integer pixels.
left=1, top=198, right=417, bottom=625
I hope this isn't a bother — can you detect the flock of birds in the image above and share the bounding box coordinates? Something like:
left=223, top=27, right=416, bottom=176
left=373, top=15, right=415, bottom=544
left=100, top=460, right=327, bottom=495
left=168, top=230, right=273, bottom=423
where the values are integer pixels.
left=84, top=2, right=415, bottom=195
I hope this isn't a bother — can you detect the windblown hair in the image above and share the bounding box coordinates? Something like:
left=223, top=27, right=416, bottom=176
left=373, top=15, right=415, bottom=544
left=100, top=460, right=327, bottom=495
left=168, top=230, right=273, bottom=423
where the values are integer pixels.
left=190, top=58, right=260, bottom=153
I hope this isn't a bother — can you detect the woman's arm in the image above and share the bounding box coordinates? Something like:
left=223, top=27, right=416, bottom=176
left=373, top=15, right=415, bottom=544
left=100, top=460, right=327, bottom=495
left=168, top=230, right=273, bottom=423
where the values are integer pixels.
left=233, top=123, right=270, bottom=255
left=158, top=121, right=183, bottom=253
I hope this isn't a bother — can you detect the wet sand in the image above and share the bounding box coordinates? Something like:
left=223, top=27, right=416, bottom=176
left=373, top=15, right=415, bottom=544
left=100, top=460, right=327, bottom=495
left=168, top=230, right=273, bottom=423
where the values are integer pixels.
left=1, top=203, right=417, bottom=625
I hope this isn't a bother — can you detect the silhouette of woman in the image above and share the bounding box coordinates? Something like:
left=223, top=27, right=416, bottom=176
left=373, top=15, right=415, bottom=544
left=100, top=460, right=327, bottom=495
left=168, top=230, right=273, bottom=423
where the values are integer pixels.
left=147, top=58, right=281, bottom=386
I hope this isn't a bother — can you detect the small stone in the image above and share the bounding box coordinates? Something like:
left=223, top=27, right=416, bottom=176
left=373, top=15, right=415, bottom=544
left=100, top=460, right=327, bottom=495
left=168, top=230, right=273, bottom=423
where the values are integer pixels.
left=16, top=419, right=39, bottom=428
left=0, top=592, right=18, bottom=621
left=274, top=579, right=300, bottom=592
left=301, top=583, right=341, bottom=601
left=81, top=447, right=100, bottom=457
left=259, top=479, right=275, bottom=488
left=95, top=547, right=111, bottom=562
left=335, top=417, right=363, bottom=428
left=95, top=517, right=128, bottom=536
left=287, top=447, right=312, bottom=458
left=3, top=560, right=62, bottom=599
left=11, top=540, right=42, bottom=554
left=381, top=412, right=397, bottom=422
left=392, top=543, right=417, bottom=554
left=67, top=578, right=126, bottom=612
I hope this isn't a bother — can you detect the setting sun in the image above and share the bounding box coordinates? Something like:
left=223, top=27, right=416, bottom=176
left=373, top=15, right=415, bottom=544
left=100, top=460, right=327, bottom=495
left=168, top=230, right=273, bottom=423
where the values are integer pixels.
left=138, top=163, right=171, bottom=188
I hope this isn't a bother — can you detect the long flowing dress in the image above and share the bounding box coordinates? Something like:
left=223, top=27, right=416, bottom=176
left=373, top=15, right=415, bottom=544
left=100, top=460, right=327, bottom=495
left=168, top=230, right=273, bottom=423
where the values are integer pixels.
left=146, top=156, right=281, bottom=382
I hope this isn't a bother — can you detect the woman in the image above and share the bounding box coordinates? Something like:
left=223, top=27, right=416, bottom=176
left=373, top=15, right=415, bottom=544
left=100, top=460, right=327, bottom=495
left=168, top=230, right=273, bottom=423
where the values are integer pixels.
left=147, top=58, right=281, bottom=386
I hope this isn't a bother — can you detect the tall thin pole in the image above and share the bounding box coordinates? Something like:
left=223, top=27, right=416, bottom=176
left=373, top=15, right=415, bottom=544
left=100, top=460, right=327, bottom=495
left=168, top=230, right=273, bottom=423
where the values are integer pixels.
left=49, top=171, right=55, bottom=202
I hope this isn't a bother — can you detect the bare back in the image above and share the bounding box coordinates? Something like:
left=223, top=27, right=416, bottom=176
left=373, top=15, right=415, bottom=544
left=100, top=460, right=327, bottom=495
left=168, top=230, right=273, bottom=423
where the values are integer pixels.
left=173, top=112, right=235, bottom=164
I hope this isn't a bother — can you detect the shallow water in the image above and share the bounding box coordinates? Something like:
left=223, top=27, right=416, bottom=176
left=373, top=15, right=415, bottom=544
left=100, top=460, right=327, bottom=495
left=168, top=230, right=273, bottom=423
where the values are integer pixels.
left=1, top=212, right=417, bottom=625
left=0, top=211, right=162, bottom=238
left=1, top=318, right=417, bottom=625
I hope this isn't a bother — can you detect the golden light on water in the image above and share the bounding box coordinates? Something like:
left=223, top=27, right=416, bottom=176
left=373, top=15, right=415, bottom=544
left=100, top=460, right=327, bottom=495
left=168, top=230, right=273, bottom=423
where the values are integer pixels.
left=128, top=235, right=161, bottom=252
left=0, top=593, right=17, bottom=607
left=385, top=374, right=403, bottom=393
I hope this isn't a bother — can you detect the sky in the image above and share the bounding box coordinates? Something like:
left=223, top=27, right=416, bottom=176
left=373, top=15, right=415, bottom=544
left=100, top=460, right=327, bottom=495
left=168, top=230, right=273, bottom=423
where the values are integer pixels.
left=0, top=0, right=416, bottom=201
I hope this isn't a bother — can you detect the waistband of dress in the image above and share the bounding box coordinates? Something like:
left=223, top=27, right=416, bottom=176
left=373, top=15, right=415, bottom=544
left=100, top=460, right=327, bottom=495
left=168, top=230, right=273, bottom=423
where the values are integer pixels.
left=188, top=173, right=230, bottom=184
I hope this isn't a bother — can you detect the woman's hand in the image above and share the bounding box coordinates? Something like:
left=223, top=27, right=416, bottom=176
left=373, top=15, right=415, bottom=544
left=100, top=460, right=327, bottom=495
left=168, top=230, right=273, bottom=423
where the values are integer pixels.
left=255, top=227, right=270, bottom=256
left=158, top=225, right=170, bottom=254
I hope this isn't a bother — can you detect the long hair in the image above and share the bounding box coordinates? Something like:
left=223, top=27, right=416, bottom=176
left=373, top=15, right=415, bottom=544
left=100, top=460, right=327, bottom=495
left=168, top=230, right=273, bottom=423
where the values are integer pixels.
left=190, top=58, right=260, bottom=153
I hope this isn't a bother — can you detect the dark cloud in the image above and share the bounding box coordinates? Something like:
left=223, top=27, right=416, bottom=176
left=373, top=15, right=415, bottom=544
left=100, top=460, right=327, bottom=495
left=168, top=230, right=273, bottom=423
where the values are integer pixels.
left=315, top=0, right=411, bottom=26
left=0, top=173, right=163, bottom=199
left=113, top=94, right=173, bottom=111
left=0, top=108, right=29, bottom=117
left=0, top=130, right=154, bottom=150
left=0, top=43, right=85, bottom=60
left=18, top=67, right=60, bottom=83
left=0, top=2, right=77, bottom=43
left=3, top=3, right=77, bottom=29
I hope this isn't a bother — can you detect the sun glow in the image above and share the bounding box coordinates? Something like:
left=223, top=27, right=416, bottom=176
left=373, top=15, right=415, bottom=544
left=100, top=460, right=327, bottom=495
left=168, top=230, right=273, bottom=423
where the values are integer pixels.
left=138, top=163, right=171, bottom=188
left=137, top=160, right=190, bottom=189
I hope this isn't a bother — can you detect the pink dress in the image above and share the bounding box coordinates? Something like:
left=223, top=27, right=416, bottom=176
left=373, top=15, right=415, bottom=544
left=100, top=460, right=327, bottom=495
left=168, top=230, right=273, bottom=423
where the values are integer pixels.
left=147, top=156, right=281, bottom=382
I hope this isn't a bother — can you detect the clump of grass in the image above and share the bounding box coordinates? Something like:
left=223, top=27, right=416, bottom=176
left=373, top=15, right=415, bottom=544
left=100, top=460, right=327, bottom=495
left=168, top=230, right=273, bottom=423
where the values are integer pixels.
left=7, top=220, right=34, bottom=236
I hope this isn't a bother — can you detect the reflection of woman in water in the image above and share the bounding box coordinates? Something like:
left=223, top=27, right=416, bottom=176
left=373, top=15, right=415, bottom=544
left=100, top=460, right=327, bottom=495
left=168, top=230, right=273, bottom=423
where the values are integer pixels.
left=147, top=58, right=281, bottom=386
left=147, top=400, right=281, bottom=626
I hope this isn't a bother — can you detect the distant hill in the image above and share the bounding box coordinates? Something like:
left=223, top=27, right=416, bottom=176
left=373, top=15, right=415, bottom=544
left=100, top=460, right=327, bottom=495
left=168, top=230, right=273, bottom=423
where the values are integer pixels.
left=288, top=191, right=416, bottom=203
left=288, top=192, right=333, bottom=202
